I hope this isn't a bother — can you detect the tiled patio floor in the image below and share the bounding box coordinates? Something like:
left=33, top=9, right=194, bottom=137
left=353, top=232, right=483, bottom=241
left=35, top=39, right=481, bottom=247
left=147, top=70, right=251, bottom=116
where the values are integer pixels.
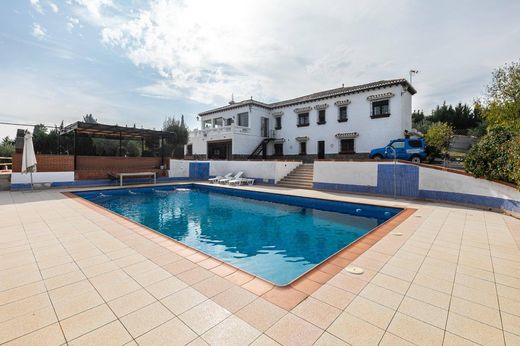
left=1, top=184, right=519, bottom=345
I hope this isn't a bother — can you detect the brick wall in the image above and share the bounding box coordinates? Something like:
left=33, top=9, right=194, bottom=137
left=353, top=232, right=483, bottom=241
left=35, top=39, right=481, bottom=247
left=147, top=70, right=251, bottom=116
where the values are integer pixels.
left=12, top=154, right=74, bottom=172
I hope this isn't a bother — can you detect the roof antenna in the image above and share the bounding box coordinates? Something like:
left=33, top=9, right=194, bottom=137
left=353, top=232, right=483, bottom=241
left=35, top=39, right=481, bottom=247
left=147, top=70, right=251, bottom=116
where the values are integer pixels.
left=229, top=93, right=235, bottom=105
left=250, top=96, right=253, bottom=100
left=342, top=83, right=344, bottom=88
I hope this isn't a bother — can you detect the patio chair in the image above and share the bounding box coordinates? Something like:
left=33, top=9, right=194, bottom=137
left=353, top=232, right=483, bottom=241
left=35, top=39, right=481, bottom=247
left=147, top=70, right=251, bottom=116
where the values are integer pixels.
left=209, top=172, right=233, bottom=184
left=219, top=171, right=243, bottom=184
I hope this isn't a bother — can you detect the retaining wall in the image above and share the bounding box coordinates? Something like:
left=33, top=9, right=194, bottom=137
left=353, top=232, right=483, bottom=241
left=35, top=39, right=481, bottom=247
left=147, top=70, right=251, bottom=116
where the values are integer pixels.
left=313, top=161, right=520, bottom=215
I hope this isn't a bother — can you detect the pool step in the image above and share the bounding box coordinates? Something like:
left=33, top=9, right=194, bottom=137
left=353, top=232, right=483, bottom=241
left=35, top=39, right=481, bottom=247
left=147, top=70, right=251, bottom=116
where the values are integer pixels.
left=277, top=164, right=314, bottom=189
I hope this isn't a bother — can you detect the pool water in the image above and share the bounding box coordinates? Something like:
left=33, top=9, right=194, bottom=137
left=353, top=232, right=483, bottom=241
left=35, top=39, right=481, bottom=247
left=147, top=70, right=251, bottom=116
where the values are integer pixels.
left=75, top=184, right=401, bottom=285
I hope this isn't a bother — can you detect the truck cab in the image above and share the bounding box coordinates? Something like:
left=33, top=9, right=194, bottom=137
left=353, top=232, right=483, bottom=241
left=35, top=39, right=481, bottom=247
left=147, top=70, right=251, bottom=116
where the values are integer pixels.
left=369, top=138, right=427, bottom=163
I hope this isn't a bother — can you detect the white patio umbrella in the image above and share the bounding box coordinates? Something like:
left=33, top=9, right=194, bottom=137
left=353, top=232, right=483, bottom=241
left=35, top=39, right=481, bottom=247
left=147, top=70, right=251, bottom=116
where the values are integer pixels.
left=22, top=131, right=37, bottom=189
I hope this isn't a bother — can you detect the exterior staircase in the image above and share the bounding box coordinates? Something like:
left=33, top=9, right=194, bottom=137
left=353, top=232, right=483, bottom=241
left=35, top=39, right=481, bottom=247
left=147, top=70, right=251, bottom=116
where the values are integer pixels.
left=277, top=163, right=314, bottom=189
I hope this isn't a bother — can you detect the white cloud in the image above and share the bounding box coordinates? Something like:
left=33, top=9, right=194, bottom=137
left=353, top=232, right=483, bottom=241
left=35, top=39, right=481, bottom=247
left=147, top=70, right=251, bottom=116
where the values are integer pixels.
left=32, top=23, right=47, bottom=40
left=30, top=0, right=44, bottom=14
left=48, top=2, right=59, bottom=13
left=66, top=17, right=80, bottom=31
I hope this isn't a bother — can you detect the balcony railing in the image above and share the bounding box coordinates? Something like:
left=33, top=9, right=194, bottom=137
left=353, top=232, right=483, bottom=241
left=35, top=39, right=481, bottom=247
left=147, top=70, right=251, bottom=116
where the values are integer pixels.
left=190, top=125, right=251, bottom=138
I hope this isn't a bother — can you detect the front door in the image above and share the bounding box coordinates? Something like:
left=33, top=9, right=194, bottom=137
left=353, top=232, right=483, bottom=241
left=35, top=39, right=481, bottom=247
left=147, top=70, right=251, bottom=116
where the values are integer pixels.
left=318, top=141, right=325, bottom=159
left=261, top=117, right=269, bottom=137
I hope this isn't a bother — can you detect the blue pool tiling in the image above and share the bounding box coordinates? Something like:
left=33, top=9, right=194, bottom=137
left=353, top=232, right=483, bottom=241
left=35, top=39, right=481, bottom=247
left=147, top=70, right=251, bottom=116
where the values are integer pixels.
left=74, top=184, right=402, bottom=286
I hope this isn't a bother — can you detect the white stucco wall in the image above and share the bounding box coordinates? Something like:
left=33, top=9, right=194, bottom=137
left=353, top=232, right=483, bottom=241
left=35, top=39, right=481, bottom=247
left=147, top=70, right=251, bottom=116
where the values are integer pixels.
left=11, top=172, right=75, bottom=184
left=187, top=83, right=413, bottom=157
left=169, top=160, right=191, bottom=178
left=313, top=161, right=379, bottom=186
left=419, top=168, right=520, bottom=200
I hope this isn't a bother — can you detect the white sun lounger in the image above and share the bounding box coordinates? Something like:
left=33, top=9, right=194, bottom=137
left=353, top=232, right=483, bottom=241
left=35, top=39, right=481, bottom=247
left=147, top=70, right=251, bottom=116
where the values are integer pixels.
left=228, top=177, right=255, bottom=186
left=209, top=172, right=233, bottom=184
left=219, top=171, right=243, bottom=184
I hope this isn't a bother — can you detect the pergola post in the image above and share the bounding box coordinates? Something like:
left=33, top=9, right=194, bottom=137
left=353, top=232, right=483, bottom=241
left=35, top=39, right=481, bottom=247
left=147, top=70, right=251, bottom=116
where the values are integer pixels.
left=119, top=131, right=122, bottom=156
left=73, top=130, right=77, bottom=170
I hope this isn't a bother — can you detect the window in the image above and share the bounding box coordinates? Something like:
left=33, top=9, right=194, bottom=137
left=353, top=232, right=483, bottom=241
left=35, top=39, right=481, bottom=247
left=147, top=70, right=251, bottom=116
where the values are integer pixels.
left=317, top=110, right=326, bottom=124
left=340, top=139, right=355, bottom=154
left=408, top=140, right=422, bottom=148
left=274, top=143, right=283, bottom=156
left=299, top=141, right=307, bottom=155
left=338, top=106, right=348, bottom=122
left=391, top=140, right=405, bottom=149
left=226, top=118, right=233, bottom=126
left=203, top=119, right=212, bottom=128
left=371, top=99, right=390, bottom=118
left=237, top=112, right=249, bottom=127
left=297, top=113, right=309, bottom=127
left=186, top=144, right=193, bottom=156
left=213, top=117, right=223, bottom=128
left=275, top=116, right=282, bottom=130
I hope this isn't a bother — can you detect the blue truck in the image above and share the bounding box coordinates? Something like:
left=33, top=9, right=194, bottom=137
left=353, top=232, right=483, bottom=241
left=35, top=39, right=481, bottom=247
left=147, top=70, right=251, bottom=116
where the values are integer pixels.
left=369, top=138, right=428, bottom=163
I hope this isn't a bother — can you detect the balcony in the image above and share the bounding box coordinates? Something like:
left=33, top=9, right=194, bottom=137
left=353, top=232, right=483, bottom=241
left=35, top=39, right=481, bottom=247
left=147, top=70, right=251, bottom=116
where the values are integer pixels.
left=190, top=125, right=252, bottom=139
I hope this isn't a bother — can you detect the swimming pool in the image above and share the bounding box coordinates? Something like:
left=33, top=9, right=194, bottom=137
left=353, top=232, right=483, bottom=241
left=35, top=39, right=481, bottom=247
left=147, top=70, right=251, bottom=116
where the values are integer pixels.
left=75, top=184, right=402, bottom=285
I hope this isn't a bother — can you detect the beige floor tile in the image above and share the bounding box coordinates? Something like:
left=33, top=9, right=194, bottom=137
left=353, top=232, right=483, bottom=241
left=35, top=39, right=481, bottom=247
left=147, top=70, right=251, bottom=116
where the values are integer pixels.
left=502, top=311, right=520, bottom=336
left=120, top=301, right=174, bottom=338
left=314, top=332, right=349, bottom=346
left=192, top=275, right=233, bottom=298
left=145, top=276, right=187, bottom=299
left=371, top=272, right=410, bottom=294
left=187, top=337, right=210, bottom=346
left=69, top=320, right=132, bottom=346
left=0, top=281, right=46, bottom=306
left=161, top=287, right=207, bottom=315
left=405, top=283, right=451, bottom=310
left=131, top=267, right=171, bottom=286
left=387, top=312, right=444, bottom=346
left=179, top=300, right=231, bottom=335
left=60, top=304, right=116, bottom=341
left=44, top=270, right=86, bottom=290
left=2, top=323, right=65, bottom=346
left=398, top=296, right=448, bottom=329
left=311, top=284, right=355, bottom=309
left=327, top=273, right=368, bottom=294
left=379, top=332, right=416, bottom=346
left=53, top=288, right=104, bottom=320
left=242, top=277, right=274, bottom=296
left=292, top=297, right=341, bottom=329
left=177, top=267, right=215, bottom=285
left=40, top=262, right=79, bottom=279
left=81, top=261, right=119, bottom=278
left=0, top=306, right=57, bottom=344
left=0, top=292, right=51, bottom=324
left=327, top=311, right=384, bottom=346
left=446, top=312, right=505, bottom=345
left=450, top=296, right=501, bottom=328
left=202, top=316, right=261, bottom=346
left=452, top=283, right=499, bottom=309
left=345, top=296, right=395, bottom=329
left=90, top=270, right=141, bottom=301
left=107, top=289, right=156, bottom=318
left=505, top=332, right=520, bottom=345
left=250, top=334, right=281, bottom=346
left=236, top=298, right=286, bottom=332
left=136, top=318, right=197, bottom=346
left=499, top=295, right=520, bottom=317
left=359, top=283, right=403, bottom=310
left=443, top=332, right=480, bottom=345
left=212, top=285, right=257, bottom=313
left=266, top=313, right=323, bottom=346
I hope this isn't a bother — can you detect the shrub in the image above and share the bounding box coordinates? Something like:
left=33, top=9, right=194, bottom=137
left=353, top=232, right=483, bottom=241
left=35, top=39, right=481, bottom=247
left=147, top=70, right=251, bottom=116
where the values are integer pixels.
left=464, top=126, right=520, bottom=186
left=424, top=122, right=454, bottom=158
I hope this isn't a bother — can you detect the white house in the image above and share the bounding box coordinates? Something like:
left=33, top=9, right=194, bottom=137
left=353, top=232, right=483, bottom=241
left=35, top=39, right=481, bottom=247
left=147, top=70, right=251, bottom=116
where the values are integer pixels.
left=185, top=79, right=416, bottom=161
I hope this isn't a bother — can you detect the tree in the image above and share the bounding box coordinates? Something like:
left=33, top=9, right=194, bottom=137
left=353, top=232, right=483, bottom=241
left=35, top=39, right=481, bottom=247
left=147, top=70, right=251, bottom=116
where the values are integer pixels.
left=424, top=122, right=454, bottom=159
left=464, top=126, right=519, bottom=185
left=162, top=116, right=189, bottom=157
left=0, top=136, right=15, bottom=157
left=83, top=114, right=98, bottom=124
left=429, top=102, right=481, bottom=130
left=483, top=60, right=520, bottom=131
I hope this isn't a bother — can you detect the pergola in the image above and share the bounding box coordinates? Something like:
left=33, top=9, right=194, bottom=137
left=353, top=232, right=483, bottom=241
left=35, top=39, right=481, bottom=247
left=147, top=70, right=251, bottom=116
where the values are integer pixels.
left=60, top=122, right=176, bottom=170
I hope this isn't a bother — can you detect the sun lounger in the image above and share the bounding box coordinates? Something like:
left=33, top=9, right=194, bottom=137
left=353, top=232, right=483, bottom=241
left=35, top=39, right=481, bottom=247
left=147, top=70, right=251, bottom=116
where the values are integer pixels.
left=228, top=177, right=255, bottom=186
left=209, top=172, right=233, bottom=183
left=219, top=171, right=243, bottom=184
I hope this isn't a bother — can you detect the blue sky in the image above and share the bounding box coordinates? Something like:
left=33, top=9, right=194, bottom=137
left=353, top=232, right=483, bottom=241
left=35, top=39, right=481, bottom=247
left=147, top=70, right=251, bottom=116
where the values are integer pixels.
left=1, top=0, right=519, bottom=139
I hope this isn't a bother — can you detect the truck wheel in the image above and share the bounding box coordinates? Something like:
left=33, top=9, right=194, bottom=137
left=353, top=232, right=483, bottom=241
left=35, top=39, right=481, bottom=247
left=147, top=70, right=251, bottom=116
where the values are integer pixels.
left=411, top=155, right=421, bottom=164
left=372, top=154, right=383, bottom=160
